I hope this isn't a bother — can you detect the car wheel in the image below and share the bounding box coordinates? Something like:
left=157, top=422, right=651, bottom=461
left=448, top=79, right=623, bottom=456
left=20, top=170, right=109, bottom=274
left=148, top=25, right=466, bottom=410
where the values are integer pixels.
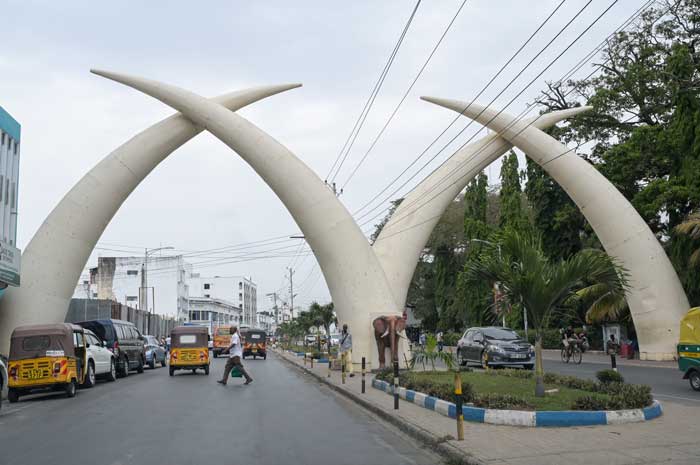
left=689, top=371, right=700, bottom=392
left=148, top=357, right=156, bottom=370
left=480, top=351, right=489, bottom=369
left=169, top=367, right=175, bottom=377
left=192, top=368, right=197, bottom=374
left=82, top=361, right=96, bottom=388
left=65, top=380, right=78, bottom=398
left=161, top=357, right=167, bottom=368
left=8, top=388, right=19, bottom=403
left=106, top=359, right=117, bottom=382
left=120, top=357, right=129, bottom=378
left=263, top=354, right=267, bottom=360
left=457, top=350, right=467, bottom=367
left=213, top=352, right=218, bottom=359
left=204, top=366, right=210, bottom=376
left=136, top=356, right=145, bottom=374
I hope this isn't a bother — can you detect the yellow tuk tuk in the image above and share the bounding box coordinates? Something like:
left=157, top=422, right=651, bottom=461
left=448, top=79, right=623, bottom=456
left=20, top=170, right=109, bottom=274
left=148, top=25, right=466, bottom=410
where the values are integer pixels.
left=7, top=323, right=88, bottom=402
left=678, top=307, right=700, bottom=391
left=169, top=326, right=210, bottom=376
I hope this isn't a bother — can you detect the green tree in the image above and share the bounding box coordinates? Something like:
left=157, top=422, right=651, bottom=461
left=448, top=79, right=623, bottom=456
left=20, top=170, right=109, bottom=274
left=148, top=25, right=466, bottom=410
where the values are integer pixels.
left=308, top=301, right=337, bottom=352
left=499, top=151, right=529, bottom=233
left=465, top=230, right=628, bottom=397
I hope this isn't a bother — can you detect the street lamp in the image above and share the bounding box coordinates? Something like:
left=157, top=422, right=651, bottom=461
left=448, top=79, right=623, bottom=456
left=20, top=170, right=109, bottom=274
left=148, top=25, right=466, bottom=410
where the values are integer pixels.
left=141, top=246, right=174, bottom=315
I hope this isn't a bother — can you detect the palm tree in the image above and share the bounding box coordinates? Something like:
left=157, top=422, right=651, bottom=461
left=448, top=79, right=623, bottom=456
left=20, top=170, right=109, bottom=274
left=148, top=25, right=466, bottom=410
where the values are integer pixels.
left=575, top=280, right=629, bottom=324
left=308, top=302, right=337, bottom=353
left=410, top=334, right=455, bottom=371
left=465, top=231, right=628, bottom=397
left=675, top=212, right=700, bottom=266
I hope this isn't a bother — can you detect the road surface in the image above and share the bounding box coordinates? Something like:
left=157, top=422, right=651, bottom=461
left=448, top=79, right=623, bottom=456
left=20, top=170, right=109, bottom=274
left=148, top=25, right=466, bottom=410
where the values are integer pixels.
left=0, top=353, right=439, bottom=465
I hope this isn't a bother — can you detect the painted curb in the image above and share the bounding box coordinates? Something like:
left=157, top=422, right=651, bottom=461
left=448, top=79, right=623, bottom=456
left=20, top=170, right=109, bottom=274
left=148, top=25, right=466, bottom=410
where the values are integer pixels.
left=372, top=379, right=663, bottom=427
left=275, top=350, right=482, bottom=465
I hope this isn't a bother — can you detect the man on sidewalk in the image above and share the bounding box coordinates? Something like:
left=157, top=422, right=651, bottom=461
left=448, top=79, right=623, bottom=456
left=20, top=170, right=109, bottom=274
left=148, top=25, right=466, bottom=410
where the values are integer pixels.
left=339, top=324, right=354, bottom=377
left=217, top=326, right=253, bottom=385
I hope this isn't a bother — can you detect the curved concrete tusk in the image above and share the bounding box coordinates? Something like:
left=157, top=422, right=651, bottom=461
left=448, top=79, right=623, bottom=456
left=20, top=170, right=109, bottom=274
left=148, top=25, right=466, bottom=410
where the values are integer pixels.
left=91, top=69, right=400, bottom=361
left=373, top=99, right=591, bottom=308
left=0, top=82, right=301, bottom=353
left=422, top=97, right=689, bottom=360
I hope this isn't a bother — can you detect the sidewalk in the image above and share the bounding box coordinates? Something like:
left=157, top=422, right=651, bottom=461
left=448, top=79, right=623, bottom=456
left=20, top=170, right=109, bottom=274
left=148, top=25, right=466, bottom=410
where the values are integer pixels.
left=276, top=349, right=700, bottom=465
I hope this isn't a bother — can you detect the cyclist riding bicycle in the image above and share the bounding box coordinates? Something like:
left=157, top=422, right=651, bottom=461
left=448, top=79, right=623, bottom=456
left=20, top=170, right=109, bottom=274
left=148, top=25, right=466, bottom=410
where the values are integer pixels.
left=561, top=325, right=580, bottom=356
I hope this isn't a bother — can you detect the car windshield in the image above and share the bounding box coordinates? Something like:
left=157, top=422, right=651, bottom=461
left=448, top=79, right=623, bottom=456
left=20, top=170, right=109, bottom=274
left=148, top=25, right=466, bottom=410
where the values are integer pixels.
left=482, top=328, right=519, bottom=340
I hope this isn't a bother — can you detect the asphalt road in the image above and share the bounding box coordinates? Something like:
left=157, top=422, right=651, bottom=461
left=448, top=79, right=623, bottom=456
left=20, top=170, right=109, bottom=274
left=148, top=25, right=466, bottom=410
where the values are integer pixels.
left=0, top=353, right=439, bottom=465
left=541, top=355, right=700, bottom=407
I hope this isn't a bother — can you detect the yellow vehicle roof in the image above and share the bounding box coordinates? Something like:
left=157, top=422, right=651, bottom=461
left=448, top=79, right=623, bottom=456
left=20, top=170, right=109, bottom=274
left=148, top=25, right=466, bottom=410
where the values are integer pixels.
left=679, top=307, right=700, bottom=344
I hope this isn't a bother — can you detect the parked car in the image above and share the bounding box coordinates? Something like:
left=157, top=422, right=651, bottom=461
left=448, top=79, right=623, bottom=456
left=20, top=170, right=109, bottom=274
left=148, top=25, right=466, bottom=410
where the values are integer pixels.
left=456, top=326, right=535, bottom=369
left=0, top=354, right=7, bottom=410
left=77, top=319, right=145, bottom=377
left=143, top=335, right=167, bottom=369
left=83, top=329, right=118, bottom=385
left=305, top=334, right=316, bottom=345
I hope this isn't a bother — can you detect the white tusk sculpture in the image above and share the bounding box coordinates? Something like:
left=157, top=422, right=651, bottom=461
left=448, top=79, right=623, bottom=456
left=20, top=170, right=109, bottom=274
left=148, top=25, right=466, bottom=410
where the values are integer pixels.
left=90, top=69, right=402, bottom=363
left=0, top=84, right=301, bottom=353
left=423, top=96, right=690, bottom=360
left=373, top=106, right=591, bottom=308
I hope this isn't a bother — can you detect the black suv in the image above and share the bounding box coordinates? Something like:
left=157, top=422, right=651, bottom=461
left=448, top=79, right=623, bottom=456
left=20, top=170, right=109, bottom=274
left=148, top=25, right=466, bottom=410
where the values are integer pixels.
left=77, top=319, right=145, bottom=377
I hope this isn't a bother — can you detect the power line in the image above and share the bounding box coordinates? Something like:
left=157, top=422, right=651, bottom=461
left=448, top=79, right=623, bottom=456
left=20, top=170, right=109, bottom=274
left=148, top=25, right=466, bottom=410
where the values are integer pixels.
left=326, top=0, right=423, bottom=182
left=352, top=0, right=592, bottom=222
left=339, top=0, right=471, bottom=190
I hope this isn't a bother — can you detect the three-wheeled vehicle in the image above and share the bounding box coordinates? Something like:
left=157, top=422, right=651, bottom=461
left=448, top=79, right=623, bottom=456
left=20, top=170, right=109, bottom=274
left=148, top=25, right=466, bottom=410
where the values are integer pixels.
left=169, top=326, right=210, bottom=376
left=678, top=307, right=700, bottom=391
left=241, top=328, right=267, bottom=360
left=7, top=323, right=88, bottom=402
left=212, top=326, right=232, bottom=358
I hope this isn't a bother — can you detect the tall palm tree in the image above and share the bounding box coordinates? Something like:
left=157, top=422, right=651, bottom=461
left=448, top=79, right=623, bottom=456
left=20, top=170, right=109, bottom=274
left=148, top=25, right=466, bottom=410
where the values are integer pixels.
left=675, top=212, right=700, bottom=266
left=309, top=302, right=337, bottom=353
left=465, top=231, right=628, bottom=397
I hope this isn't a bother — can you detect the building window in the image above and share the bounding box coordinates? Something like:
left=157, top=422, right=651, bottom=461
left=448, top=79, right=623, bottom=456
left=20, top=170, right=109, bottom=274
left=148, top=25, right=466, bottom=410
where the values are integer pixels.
left=127, top=270, right=138, bottom=276
left=204, top=283, right=210, bottom=290
left=239, top=293, right=242, bottom=301
left=204, top=294, right=210, bottom=298
left=239, top=282, right=242, bottom=290
left=126, top=296, right=137, bottom=302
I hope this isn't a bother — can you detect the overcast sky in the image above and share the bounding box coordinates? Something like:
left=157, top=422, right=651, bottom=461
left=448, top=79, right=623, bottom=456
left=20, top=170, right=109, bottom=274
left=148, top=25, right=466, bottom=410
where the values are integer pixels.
left=3, top=0, right=644, bottom=312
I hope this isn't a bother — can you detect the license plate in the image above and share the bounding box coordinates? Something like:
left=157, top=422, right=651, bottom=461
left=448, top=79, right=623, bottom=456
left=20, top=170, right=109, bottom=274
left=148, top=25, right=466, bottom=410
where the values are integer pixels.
left=251, top=349, right=258, bottom=353
left=510, top=354, right=526, bottom=359
left=27, top=369, right=44, bottom=379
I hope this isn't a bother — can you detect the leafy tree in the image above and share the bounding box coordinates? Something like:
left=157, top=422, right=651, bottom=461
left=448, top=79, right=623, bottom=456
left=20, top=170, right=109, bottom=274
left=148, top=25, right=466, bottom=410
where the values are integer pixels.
left=465, top=230, right=628, bottom=397
left=370, top=199, right=403, bottom=244
left=308, top=301, right=337, bottom=352
left=409, top=334, right=455, bottom=371
left=675, top=212, right=700, bottom=266
left=499, top=151, right=529, bottom=233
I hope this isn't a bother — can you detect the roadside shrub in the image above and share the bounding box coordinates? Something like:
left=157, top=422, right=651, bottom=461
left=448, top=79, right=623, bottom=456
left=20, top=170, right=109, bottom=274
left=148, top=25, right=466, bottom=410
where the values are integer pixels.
left=442, top=332, right=461, bottom=346
left=473, top=394, right=534, bottom=410
left=571, top=395, right=608, bottom=411
left=543, top=373, right=599, bottom=392
left=596, top=369, right=624, bottom=384
left=571, top=384, right=652, bottom=410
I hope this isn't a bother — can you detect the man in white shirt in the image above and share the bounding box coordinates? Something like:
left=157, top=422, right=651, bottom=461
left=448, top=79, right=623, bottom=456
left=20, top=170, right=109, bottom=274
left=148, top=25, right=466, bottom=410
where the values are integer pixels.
left=217, top=326, right=253, bottom=385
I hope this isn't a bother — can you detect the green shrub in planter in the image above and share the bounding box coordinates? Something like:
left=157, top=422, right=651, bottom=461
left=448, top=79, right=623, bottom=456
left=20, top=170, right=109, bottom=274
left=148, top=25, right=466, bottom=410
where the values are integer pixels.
left=596, top=369, right=624, bottom=384
left=571, top=395, right=608, bottom=411
left=611, top=384, right=653, bottom=409
left=473, top=393, right=534, bottom=410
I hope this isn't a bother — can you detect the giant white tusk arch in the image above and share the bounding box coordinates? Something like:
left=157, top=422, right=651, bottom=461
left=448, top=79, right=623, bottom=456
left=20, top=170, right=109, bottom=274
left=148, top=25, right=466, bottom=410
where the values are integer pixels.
left=373, top=106, right=592, bottom=308
left=0, top=84, right=301, bottom=353
left=90, top=69, right=402, bottom=363
left=422, top=96, right=690, bottom=361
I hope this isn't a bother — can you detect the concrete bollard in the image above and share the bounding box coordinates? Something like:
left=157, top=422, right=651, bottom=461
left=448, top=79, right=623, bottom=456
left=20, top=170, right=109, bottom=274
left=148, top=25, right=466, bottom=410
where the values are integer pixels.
left=361, top=357, right=366, bottom=394
left=611, top=353, right=617, bottom=372
left=454, top=370, right=464, bottom=441
left=342, top=354, right=346, bottom=384
left=304, top=354, right=307, bottom=367
left=310, top=356, right=314, bottom=369
left=327, top=356, right=332, bottom=378
left=393, top=360, right=399, bottom=410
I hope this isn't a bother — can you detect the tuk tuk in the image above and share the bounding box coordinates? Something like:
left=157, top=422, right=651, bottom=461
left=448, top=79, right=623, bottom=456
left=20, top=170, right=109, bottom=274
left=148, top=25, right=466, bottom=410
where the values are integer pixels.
left=241, top=328, right=267, bottom=360
left=212, top=326, right=232, bottom=358
left=7, top=323, right=88, bottom=402
left=678, top=307, right=700, bottom=391
left=169, top=326, right=209, bottom=376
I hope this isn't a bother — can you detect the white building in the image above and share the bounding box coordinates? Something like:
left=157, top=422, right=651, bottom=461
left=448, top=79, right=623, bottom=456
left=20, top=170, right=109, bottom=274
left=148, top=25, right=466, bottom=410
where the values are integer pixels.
left=256, top=310, right=275, bottom=333
left=189, top=274, right=258, bottom=327
left=188, top=296, right=242, bottom=334
left=0, top=105, right=21, bottom=289
left=73, top=268, right=98, bottom=300
left=78, top=255, right=191, bottom=321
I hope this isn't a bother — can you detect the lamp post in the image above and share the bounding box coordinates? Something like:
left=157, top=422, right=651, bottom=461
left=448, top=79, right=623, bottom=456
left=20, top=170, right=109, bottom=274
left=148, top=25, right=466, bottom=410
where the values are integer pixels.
left=141, top=246, right=174, bottom=316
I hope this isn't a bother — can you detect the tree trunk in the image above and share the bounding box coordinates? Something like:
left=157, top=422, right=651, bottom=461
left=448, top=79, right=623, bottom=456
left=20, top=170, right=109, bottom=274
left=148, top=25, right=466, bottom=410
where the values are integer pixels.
left=535, top=332, right=545, bottom=397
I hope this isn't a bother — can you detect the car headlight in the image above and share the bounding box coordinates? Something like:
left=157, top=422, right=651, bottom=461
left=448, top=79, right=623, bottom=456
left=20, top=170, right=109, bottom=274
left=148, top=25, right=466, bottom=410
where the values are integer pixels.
left=489, top=345, right=506, bottom=354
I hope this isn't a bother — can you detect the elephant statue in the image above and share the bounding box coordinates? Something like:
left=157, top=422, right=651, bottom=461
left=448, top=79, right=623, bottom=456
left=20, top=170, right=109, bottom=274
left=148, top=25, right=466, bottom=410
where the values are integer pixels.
left=373, top=315, right=407, bottom=369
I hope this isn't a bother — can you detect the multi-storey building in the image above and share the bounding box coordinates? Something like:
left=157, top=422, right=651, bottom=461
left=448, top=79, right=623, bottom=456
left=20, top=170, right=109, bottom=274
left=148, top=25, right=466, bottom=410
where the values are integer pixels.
left=0, top=106, right=21, bottom=289
left=189, top=274, right=258, bottom=326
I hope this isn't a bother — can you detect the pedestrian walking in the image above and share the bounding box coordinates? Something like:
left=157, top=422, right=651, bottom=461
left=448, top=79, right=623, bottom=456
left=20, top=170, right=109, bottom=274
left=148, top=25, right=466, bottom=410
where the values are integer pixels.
left=339, top=324, right=354, bottom=377
left=419, top=331, right=426, bottom=347
left=217, top=326, right=253, bottom=385
left=607, top=333, right=620, bottom=371
left=436, top=331, right=444, bottom=352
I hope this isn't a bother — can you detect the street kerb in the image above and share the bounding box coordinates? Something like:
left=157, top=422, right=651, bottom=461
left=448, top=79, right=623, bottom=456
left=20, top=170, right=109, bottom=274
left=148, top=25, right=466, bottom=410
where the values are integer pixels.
left=275, top=349, right=483, bottom=465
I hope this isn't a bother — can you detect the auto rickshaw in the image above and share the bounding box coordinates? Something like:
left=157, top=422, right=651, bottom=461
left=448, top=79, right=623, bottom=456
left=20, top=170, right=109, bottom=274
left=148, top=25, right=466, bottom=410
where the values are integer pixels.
left=212, top=326, right=232, bottom=358
left=241, top=328, right=267, bottom=360
left=7, top=323, right=88, bottom=402
left=169, top=326, right=209, bottom=376
left=678, top=307, right=700, bottom=391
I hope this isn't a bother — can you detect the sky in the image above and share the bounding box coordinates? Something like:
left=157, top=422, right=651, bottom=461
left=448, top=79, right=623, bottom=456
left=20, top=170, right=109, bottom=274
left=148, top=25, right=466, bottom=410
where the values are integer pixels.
left=2, top=0, right=647, bottom=313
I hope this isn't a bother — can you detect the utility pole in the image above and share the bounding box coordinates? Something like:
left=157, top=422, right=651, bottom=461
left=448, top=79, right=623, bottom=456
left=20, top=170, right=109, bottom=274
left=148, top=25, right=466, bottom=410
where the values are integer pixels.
left=287, top=267, right=295, bottom=318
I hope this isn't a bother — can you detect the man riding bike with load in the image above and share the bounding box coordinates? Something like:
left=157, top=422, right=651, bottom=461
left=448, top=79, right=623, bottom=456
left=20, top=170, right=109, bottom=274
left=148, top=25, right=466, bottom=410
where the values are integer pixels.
left=561, top=325, right=580, bottom=357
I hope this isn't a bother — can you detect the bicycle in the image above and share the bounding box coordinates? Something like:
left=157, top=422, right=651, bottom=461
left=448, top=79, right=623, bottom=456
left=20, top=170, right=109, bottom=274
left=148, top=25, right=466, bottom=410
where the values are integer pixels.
left=560, top=340, right=582, bottom=364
